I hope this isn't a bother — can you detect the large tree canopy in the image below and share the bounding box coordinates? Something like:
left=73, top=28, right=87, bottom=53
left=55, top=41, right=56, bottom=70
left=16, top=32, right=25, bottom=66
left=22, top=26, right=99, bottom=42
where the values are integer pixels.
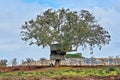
left=21, top=8, right=111, bottom=53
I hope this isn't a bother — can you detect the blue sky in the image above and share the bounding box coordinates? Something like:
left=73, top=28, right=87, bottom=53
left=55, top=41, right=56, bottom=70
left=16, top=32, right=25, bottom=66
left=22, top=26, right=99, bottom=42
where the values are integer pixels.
left=0, top=0, right=120, bottom=63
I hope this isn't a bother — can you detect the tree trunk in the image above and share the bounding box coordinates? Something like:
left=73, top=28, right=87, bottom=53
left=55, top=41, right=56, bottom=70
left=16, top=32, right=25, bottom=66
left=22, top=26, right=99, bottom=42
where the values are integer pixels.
left=55, top=59, right=61, bottom=67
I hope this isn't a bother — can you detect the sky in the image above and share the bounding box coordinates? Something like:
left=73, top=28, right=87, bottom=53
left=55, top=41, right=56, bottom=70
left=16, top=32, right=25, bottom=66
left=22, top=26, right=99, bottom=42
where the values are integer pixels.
left=0, top=0, right=120, bottom=63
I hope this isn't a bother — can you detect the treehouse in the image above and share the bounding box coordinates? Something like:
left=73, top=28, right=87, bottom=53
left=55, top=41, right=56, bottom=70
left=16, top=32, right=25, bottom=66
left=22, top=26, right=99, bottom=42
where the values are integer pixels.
left=50, top=43, right=73, bottom=59
left=50, top=44, right=73, bottom=67
left=50, top=44, right=66, bottom=60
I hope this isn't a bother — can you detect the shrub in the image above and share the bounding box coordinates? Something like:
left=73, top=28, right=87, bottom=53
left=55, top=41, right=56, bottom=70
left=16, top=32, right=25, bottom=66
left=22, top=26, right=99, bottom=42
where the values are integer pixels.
left=107, top=66, right=116, bottom=72
left=17, top=71, right=25, bottom=76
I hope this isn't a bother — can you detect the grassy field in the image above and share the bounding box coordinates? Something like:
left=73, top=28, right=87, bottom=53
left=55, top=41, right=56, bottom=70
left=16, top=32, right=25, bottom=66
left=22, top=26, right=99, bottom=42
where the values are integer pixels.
left=0, top=66, right=120, bottom=79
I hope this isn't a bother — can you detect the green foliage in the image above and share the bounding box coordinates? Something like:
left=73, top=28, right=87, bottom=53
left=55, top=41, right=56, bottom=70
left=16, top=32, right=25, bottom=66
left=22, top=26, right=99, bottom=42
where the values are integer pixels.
left=65, top=53, right=82, bottom=58
left=106, top=66, right=116, bottom=72
left=21, top=8, right=111, bottom=53
left=17, top=71, right=25, bottom=76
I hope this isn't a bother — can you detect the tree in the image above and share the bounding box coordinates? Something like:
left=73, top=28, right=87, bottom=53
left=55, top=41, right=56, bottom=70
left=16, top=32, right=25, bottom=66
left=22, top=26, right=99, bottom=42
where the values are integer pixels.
left=11, top=58, right=17, bottom=66
left=25, top=58, right=34, bottom=66
left=21, top=60, right=25, bottom=65
left=21, top=8, right=111, bottom=67
left=0, top=59, right=8, bottom=67
left=40, top=57, right=47, bottom=61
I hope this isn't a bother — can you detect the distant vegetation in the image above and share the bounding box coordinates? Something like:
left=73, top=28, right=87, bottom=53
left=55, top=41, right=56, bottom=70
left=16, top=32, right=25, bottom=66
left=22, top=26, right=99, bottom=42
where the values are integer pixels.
left=65, top=53, right=83, bottom=58
left=0, top=59, right=7, bottom=67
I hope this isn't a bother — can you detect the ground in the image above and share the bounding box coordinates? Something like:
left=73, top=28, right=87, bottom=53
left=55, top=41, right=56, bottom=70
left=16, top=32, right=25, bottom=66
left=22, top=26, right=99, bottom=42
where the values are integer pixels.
left=0, top=65, right=120, bottom=80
